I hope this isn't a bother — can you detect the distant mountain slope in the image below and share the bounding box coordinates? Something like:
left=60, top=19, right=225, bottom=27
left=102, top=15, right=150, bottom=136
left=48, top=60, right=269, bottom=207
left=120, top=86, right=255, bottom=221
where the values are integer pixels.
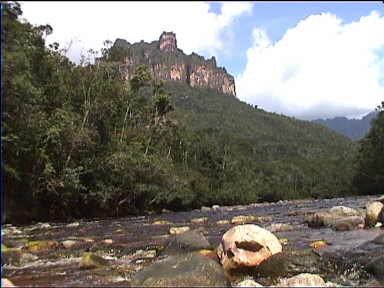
left=163, top=82, right=353, bottom=160
left=313, top=111, right=378, bottom=141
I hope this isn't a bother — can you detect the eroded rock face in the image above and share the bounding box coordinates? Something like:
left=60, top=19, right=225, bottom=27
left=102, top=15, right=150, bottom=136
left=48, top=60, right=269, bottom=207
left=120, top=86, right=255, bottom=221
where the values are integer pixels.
left=217, top=224, right=282, bottom=272
left=115, top=32, right=237, bottom=97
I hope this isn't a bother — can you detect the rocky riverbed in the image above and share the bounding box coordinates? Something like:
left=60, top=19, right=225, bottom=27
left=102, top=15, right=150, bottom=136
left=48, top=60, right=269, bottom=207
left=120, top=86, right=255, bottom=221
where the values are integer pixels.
left=2, top=195, right=384, bottom=287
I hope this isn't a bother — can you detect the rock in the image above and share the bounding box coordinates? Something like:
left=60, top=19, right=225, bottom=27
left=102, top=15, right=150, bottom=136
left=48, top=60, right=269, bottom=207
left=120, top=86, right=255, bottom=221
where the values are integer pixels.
left=102, top=239, right=113, bottom=245
left=80, top=252, right=109, bottom=269
left=2, top=250, right=38, bottom=266
left=212, top=205, right=220, bottom=210
left=329, top=206, right=360, bottom=217
left=161, top=208, right=171, bottom=213
left=24, top=240, right=59, bottom=252
left=306, top=207, right=364, bottom=230
left=66, top=221, right=80, bottom=228
left=234, top=278, right=263, bottom=287
left=131, top=252, right=230, bottom=287
left=372, top=233, right=384, bottom=245
left=201, top=206, right=211, bottom=212
left=366, top=201, right=384, bottom=227
left=162, top=230, right=211, bottom=256
left=266, top=223, right=295, bottom=232
left=333, top=216, right=365, bottom=231
left=217, top=224, right=282, bottom=272
left=1, top=278, right=16, bottom=287
left=277, top=273, right=326, bottom=287
left=169, top=226, right=190, bottom=235
left=62, top=240, right=77, bottom=249
left=366, top=256, right=384, bottom=284
left=217, top=220, right=230, bottom=225
left=231, top=215, right=259, bottom=225
left=375, top=222, right=382, bottom=227
left=153, top=220, right=173, bottom=225
left=310, top=240, right=329, bottom=249
left=255, top=249, right=325, bottom=282
left=198, top=249, right=218, bottom=261
left=190, top=217, right=208, bottom=224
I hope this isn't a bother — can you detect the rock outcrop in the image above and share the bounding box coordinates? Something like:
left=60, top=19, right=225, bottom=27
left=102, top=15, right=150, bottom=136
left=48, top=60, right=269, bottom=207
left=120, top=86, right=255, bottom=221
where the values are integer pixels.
left=113, top=32, right=236, bottom=97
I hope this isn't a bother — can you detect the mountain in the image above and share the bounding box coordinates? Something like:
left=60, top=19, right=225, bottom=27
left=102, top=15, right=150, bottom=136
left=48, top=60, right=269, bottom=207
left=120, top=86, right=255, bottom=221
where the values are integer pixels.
left=107, top=31, right=236, bottom=96
left=313, top=111, right=378, bottom=141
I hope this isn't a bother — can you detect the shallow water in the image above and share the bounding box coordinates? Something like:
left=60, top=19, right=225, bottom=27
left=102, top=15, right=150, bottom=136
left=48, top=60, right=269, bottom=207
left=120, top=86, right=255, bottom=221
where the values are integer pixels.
left=2, top=195, right=383, bottom=286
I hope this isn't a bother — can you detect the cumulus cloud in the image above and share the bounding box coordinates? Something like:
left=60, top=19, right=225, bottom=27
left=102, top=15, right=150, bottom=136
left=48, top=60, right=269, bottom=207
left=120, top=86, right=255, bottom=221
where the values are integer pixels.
left=236, top=11, right=384, bottom=120
left=19, top=1, right=252, bottom=64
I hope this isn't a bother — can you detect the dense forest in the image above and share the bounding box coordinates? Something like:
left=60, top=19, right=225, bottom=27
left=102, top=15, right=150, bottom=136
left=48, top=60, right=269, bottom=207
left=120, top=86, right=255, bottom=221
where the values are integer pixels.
left=2, top=2, right=383, bottom=225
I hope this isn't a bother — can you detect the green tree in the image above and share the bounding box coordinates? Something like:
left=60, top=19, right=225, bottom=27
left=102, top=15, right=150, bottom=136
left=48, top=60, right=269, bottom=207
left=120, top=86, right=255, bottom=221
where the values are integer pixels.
left=353, top=101, right=384, bottom=194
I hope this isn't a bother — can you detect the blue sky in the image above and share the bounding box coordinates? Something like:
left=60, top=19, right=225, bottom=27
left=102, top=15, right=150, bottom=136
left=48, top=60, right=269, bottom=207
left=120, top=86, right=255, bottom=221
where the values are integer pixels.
left=20, top=1, right=384, bottom=120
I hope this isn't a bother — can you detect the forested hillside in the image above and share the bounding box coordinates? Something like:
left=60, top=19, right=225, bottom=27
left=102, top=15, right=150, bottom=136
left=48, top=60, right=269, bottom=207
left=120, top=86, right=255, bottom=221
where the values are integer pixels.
left=3, top=2, right=382, bottom=225
left=313, top=111, right=378, bottom=140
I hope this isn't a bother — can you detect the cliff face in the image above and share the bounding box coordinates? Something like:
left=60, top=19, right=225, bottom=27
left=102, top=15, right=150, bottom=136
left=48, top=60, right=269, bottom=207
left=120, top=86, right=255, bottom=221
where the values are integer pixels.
left=115, top=32, right=236, bottom=97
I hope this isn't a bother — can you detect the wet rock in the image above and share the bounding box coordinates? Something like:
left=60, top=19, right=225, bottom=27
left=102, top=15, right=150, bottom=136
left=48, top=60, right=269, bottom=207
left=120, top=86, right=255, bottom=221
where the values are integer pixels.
left=62, top=240, right=77, bottom=249
left=266, top=223, right=295, bottom=232
left=277, top=273, right=326, bottom=287
left=217, top=220, right=230, bottom=225
left=169, top=226, right=190, bottom=235
left=217, top=224, right=282, bottom=272
left=310, top=240, right=329, bottom=249
left=366, top=256, right=384, bottom=284
left=66, top=221, right=80, bottom=227
left=2, top=250, right=38, bottom=266
left=190, top=217, right=208, bottom=224
left=372, top=233, right=384, bottom=245
left=231, top=215, right=259, bottom=225
left=1, top=278, right=15, bottom=287
left=153, top=220, right=173, bottom=225
left=201, top=206, right=211, bottom=212
left=234, top=278, right=263, bottom=287
left=366, top=201, right=384, bottom=227
left=24, top=240, right=59, bottom=252
left=306, top=207, right=364, bottom=230
left=333, top=216, right=365, bottom=231
left=131, top=252, right=230, bottom=287
left=102, top=239, right=113, bottom=245
left=162, top=230, right=211, bottom=256
left=329, top=206, right=361, bottom=217
left=255, top=249, right=326, bottom=283
left=80, top=252, right=110, bottom=269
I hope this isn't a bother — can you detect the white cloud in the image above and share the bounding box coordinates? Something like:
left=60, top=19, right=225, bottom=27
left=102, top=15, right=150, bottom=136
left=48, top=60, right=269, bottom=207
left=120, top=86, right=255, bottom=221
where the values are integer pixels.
left=236, top=11, right=384, bottom=120
left=19, top=1, right=252, bottom=64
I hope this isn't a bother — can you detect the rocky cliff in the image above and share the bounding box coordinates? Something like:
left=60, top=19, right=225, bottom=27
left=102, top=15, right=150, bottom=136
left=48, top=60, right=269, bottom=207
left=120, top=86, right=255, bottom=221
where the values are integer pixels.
left=113, top=32, right=236, bottom=97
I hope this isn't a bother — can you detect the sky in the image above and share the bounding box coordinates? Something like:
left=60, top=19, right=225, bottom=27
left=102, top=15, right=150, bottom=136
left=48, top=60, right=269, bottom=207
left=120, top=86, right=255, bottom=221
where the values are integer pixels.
left=19, top=1, right=384, bottom=120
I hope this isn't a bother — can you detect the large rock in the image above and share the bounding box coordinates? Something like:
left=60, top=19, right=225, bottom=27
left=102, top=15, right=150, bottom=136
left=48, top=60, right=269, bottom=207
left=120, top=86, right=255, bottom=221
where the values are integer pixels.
left=366, top=256, right=384, bottom=285
left=234, top=278, right=263, bottom=287
left=161, top=230, right=211, bottom=256
left=277, top=273, right=326, bottom=287
left=1, top=278, right=16, bottom=287
left=217, top=224, right=282, bottom=272
left=131, top=252, right=230, bottom=287
left=366, top=201, right=384, bottom=227
left=306, top=206, right=364, bottom=230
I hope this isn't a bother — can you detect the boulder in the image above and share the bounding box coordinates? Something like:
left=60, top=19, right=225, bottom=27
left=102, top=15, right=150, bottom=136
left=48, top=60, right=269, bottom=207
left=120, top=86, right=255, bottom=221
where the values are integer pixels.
left=131, top=252, right=230, bottom=287
left=217, top=220, right=230, bottom=225
left=333, top=216, right=365, bottom=231
left=266, top=223, right=295, bottom=232
left=61, top=240, right=77, bottom=249
left=366, top=201, right=384, bottom=227
left=190, top=217, right=208, bottom=224
left=23, top=240, right=59, bottom=252
left=306, top=206, right=364, bottom=230
left=277, top=273, right=326, bottom=287
left=366, top=256, right=384, bottom=285
left=161, top=230, right=211, bottom=256
left=217, top=224, right=282, bottom=272
left=372, top=233, right=384, bottom=245
left=231, top=215, right=259, bottom=225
